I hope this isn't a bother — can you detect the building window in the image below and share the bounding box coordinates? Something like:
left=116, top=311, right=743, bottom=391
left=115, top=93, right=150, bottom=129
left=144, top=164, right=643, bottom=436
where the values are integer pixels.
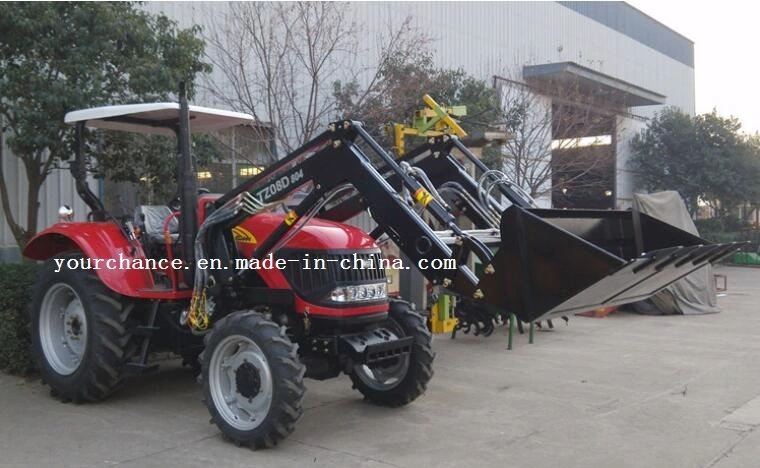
left=239, top=166, right=264, bottom=177
left=197, top=171, right=212, bottom=180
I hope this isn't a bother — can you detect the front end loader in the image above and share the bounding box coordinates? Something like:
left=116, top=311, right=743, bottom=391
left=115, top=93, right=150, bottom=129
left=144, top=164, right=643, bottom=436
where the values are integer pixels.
left=318, top=119, right=740, bottom=334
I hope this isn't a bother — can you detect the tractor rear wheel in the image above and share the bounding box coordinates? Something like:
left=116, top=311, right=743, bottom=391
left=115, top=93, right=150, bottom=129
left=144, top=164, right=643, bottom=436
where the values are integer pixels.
left=30, top=253, right=134, bottom=402
left=201, top=311, right=306, bottom=449
left=349, top=300, right=435, bottom=406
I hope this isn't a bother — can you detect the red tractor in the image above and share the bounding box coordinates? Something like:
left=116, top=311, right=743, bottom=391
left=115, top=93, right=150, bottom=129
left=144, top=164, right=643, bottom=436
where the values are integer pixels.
left=24, top=86, right=433, bottom=448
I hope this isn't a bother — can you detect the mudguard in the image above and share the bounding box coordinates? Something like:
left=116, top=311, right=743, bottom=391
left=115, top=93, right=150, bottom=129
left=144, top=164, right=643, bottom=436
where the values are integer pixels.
left=22, top=222, right=182, bottom=299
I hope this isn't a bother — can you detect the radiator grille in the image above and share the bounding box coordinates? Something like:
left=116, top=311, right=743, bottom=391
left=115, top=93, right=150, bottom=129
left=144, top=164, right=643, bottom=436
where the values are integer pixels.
left=277, top=249, right=387, bottom=300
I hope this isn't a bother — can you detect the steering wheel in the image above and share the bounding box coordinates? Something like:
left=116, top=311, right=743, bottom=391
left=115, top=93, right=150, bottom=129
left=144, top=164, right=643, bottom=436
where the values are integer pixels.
left=168, top=188, right=211, bottom=211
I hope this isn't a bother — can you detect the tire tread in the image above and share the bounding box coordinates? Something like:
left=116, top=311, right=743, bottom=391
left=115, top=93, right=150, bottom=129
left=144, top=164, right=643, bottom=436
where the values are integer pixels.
left=30, top=253, right=134, bottom=403
left=349, top=300, right=435, bottom=407
left=201, top=311, right=306, bottom=449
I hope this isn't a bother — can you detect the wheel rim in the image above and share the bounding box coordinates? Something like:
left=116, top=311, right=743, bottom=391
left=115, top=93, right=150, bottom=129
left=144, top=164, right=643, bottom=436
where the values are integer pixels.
left=39, top=283, right=88, bottom=376
left=354, top=321, right=410, bottom=391
left=209, top=335, right=273, bottom=431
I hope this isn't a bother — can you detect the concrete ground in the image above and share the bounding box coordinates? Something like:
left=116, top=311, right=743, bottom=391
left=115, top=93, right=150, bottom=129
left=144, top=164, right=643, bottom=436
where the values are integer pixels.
left=2, top=266, right=760, bottom=468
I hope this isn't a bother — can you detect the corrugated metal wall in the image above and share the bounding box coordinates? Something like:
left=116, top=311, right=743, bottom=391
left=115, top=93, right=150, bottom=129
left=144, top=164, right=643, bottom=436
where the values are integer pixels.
left=2, top=2, right=695, bottom=258
left=143, top=2, right=694, bottom=115
left=144, top=0, right=694, bottom=207
left=1, top=134, right=91, bottom=261
left=344, top=1, right=694, bottom=114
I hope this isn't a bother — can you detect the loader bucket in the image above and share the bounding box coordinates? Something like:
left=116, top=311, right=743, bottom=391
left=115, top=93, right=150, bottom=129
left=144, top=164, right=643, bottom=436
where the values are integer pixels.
left=478, top=206, right=740, bottom=323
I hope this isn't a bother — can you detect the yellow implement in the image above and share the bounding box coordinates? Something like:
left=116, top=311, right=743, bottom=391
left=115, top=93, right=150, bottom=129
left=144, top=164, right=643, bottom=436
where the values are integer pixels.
left=430, top=294, right=458, bottom=334
left=388, top=94, right=467, bottom=156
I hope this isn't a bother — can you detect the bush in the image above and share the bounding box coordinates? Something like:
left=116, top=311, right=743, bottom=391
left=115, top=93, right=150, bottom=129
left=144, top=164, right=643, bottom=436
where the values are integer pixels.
left=0, top=262, right=38, bottom=374
left=695, top=216, right=744, bottom=235
left=700, top=231, right=743, bottom=244
left=694, top=216, right=760, bottom=249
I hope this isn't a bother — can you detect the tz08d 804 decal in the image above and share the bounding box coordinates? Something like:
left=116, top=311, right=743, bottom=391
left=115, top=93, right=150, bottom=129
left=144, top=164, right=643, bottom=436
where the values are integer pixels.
left=256, top=169, right=304, bottom=202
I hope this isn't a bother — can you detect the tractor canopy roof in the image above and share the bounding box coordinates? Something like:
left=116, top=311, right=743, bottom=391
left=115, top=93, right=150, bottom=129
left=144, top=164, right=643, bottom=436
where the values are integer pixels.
left=64, top=103, right=254, bottom=135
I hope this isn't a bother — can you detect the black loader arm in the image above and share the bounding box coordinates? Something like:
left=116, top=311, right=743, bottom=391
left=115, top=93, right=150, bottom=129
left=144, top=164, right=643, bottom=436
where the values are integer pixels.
left=207, top=122, right=492, bottom=299
left=319, top=135, right=532, bottom=230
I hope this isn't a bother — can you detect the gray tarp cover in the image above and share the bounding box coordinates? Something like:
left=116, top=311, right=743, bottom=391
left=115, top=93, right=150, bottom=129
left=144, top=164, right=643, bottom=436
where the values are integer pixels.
left=632, top=191, right=719, bottom=315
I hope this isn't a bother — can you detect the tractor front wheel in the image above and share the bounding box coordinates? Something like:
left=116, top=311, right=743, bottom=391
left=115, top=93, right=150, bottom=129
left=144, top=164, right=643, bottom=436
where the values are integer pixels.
left=201, top=311, right=306, bottom=449
left=349, top=300, right=435, bottom=406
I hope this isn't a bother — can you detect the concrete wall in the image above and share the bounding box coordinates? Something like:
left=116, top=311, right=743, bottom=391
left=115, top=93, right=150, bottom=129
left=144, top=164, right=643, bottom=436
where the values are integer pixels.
left=615, top=115, right=648, bottom=208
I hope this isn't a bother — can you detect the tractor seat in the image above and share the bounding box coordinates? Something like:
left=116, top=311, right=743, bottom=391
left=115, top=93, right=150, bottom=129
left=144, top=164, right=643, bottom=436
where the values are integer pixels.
left=135, top=205, right=179, bottom=244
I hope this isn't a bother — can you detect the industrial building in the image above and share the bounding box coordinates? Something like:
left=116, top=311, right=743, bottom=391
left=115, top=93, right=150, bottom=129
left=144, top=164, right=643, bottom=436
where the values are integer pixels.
left=0, top=1, right=694, bottom=261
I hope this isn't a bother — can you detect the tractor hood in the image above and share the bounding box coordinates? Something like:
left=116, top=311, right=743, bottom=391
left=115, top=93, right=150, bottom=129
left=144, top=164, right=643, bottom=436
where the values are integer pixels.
left=234, top=212, right=378, bottom=252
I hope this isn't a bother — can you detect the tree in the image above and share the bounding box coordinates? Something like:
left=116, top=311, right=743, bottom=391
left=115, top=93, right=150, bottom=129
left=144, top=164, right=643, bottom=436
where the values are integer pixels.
left=0, top=2, right=210, bottom=249
left=95, top=133, right=219, bottom=204
left=334, top=49, right=506, bottom=149
left=207, top=2, right=430, bottom=153
left=741, top=134, right=760, bottom=223
left=491, top=76, right=624, bottom=201
left=695, top=112, right=760, bottom=217
left=630, top=108, right=760, bottom=217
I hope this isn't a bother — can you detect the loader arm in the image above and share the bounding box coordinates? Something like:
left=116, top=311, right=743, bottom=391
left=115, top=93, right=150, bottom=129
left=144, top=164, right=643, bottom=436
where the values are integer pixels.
left=205, top=121, right=492, bottom=301
left=319, top=135, right=530, bottom=230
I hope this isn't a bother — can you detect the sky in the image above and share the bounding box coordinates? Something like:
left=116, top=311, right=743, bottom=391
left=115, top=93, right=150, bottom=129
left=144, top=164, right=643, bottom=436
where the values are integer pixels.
left=628, top=0, right=760, bottom=135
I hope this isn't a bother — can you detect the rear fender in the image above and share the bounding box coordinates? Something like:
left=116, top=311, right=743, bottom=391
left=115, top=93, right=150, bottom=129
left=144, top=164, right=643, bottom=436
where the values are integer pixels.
left=23, top=222, right=158, bottom=298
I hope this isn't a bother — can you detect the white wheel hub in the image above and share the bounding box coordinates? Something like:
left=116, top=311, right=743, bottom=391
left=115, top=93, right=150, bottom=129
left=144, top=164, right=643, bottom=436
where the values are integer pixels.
left=209, top=335, right=273, bottom=431
left=39, top=283, right=88, bottom=375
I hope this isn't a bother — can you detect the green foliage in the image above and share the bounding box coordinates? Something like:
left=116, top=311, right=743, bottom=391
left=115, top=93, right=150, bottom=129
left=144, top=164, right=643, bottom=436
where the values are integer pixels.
left=0, top=2, right=211, bottom=247
left=694, top=216, right=760, bottom=245
left=694, top=216, right=744, bottom=234
left=630, top=108, right=760, bottom=216
left=0, top=263, right=38, bottom=374
left=630, top=108, right=703, bottom=212
left=96, top=133, right=220, bottom=202
left=333, top=51, right=504, bottom=146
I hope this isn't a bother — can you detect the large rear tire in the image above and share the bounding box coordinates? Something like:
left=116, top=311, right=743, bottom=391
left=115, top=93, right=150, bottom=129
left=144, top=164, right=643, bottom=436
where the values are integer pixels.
left=30, top=253, right=134, bottom=402
left=201, top=311, right=306, bottom=449
left=349, top=300, right=435, bottom=406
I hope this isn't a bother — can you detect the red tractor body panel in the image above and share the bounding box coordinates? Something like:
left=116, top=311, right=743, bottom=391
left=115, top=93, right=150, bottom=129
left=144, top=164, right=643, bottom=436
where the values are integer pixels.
left=235, top=212, right=378, bottom=253
left=22, top=222, right=183, bottom=299
left=234, top=213, right=388, bottom=317
left=23, top=212, right=388, bottom=316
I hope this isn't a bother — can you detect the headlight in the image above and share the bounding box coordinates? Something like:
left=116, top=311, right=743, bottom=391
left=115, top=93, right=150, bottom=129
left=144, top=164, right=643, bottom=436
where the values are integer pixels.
left=326, top=282, right=387, bottom=303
